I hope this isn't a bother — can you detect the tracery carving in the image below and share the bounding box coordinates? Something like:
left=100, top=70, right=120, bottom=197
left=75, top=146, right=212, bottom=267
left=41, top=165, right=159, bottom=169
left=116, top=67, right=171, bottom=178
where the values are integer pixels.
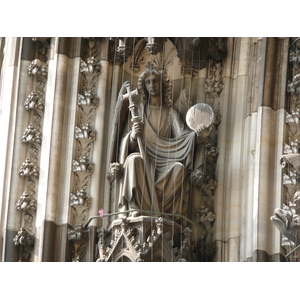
left=96, top=217, right=192, bottom=262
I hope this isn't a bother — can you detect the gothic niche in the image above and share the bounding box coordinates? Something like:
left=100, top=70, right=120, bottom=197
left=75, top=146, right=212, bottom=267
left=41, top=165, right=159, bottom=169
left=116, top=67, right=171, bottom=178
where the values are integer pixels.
left=96, top=38, right=221, bottom=262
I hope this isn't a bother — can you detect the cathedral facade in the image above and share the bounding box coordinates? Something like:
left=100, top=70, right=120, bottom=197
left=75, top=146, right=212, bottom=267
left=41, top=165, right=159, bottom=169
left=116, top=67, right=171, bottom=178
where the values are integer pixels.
left=0, top=37, right=297, bottom=262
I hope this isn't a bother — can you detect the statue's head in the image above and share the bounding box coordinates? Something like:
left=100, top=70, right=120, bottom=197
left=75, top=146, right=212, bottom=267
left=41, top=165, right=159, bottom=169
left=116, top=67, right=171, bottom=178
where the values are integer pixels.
left=137, top=63, right=171, bottom=107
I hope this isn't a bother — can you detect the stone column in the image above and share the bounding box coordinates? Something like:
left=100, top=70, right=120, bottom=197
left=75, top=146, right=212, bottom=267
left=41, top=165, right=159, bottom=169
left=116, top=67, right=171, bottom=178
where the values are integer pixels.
left=0, top=38, right=38, bottom=261
left=34, top=38, right=82, bottom=262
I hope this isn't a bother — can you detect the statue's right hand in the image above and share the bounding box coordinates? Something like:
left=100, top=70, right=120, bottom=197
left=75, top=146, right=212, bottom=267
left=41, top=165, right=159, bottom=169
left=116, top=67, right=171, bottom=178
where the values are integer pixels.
left=131, top=121, right=143, bottom=141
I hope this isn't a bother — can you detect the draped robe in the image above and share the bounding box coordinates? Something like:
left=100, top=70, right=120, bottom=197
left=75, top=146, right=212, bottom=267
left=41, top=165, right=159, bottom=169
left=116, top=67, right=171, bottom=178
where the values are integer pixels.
left=116, top=103, right=196, bottom=216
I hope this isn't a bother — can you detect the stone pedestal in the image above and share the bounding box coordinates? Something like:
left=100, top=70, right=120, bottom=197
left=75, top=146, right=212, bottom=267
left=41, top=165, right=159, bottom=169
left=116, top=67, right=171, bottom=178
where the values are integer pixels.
left=96, top=216, right=191, bottom=262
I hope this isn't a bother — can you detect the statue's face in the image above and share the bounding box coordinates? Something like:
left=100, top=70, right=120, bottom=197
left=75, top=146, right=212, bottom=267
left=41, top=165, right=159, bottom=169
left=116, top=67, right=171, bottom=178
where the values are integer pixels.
left=145, top=75, right=161, bottom=97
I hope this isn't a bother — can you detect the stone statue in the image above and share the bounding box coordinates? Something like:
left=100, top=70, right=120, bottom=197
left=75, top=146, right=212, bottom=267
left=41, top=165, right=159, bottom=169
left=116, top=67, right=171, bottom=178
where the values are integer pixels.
left=270, top=152, right=300, bottom=247
left=271, top=208, right=300, bottom=245
left=108, top=65, right=212, bottom=219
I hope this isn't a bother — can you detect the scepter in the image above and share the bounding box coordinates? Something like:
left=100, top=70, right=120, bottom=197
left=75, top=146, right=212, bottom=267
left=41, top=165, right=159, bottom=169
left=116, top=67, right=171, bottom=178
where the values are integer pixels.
left=122, top=81, right=146, bottom=160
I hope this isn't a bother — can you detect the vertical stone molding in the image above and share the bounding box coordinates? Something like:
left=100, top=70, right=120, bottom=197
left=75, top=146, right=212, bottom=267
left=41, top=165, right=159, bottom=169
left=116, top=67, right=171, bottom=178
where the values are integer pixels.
left=13, top=38, right=49, bottom=261
left=271, top=38, right=300, bottom=261
left=67, top=38, right=100, bottom=262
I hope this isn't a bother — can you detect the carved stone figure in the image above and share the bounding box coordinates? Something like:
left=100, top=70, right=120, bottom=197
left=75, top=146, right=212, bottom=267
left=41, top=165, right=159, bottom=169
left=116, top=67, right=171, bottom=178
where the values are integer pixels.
left=271, top=208, right=300, bottom=245
left=109, top=65, right=212, bottom=219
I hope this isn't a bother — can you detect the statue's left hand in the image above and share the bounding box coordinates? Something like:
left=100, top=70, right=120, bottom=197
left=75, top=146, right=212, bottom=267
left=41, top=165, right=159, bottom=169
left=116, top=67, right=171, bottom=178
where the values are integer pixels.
left=195, top=124, right=211, bottom=139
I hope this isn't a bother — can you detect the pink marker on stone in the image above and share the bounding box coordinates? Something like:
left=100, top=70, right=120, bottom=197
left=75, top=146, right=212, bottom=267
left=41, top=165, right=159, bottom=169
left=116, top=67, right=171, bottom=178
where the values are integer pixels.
left=98, top=209, right=105, bottom=218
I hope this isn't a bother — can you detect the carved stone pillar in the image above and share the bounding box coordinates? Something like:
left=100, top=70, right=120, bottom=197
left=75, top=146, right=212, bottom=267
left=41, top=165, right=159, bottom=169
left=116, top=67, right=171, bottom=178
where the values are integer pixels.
left=0, top=38, right=38, bottom=261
